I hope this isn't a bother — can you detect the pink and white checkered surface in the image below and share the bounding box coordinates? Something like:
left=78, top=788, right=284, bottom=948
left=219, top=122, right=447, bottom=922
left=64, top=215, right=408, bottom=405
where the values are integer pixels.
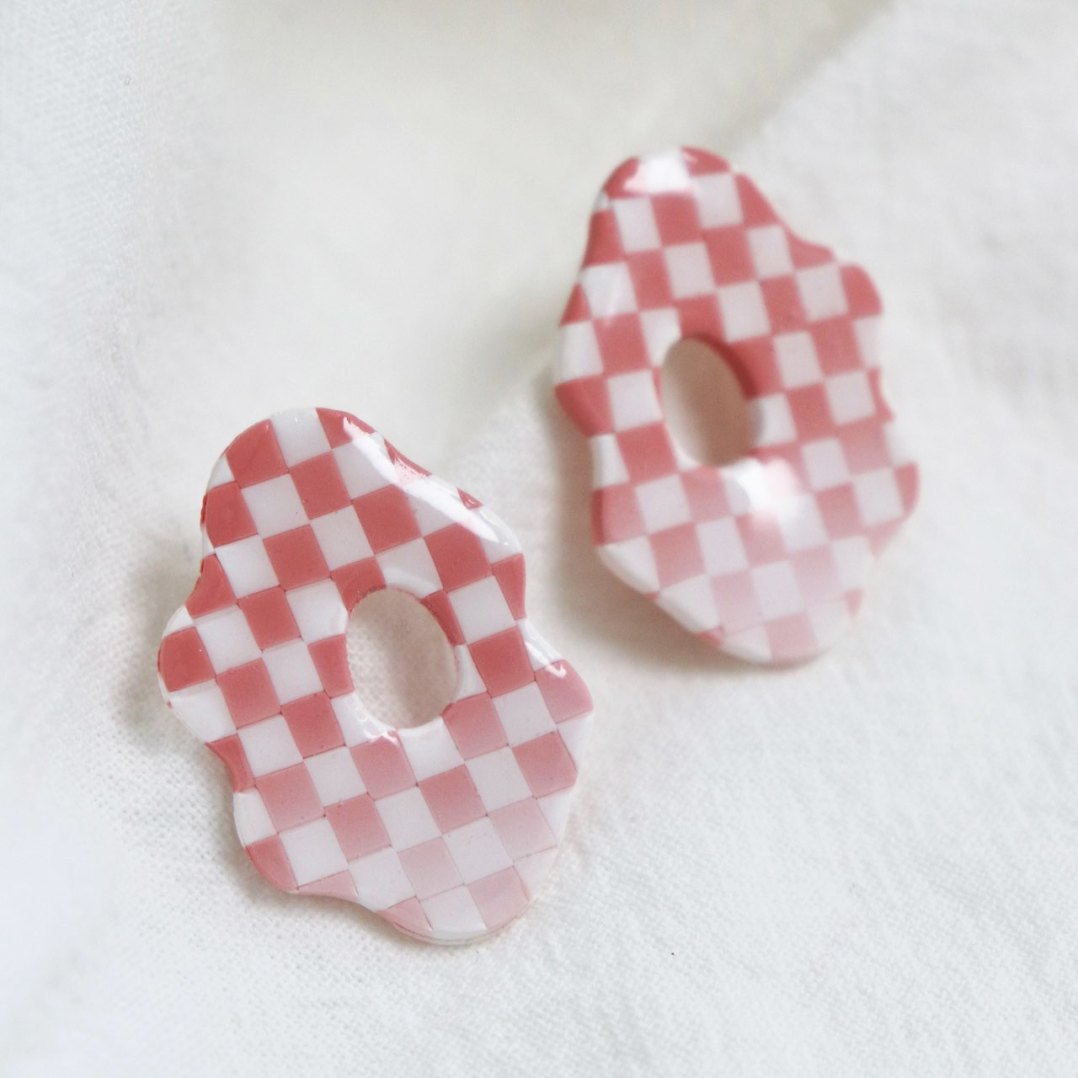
left=555, top=147, right=918, bottom=663
left=157, top=409, right=593, bottom=944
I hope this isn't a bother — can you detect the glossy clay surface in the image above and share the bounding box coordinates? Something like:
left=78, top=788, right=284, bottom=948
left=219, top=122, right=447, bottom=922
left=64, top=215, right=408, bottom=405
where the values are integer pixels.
left=158, top=409, right=592, bottom=943
left=556, top=147, right=918, bottom=662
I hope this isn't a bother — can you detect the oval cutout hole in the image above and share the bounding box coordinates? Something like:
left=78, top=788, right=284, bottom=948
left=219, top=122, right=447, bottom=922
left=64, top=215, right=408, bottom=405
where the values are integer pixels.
left=661, top=338, right=750, bottom=468
left=347, top=589, right=456, bottom=730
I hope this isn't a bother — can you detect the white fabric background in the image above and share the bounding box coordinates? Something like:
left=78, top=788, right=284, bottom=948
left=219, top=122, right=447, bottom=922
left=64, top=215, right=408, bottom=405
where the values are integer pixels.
left=2, top=1, right=1077, bottom=1074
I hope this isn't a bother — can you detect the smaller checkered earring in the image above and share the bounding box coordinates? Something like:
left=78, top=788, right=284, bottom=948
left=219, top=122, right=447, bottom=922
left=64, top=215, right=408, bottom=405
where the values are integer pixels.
left=555, top=147, right=918, bottom=663
left=158, top=409, right=592, bottom=943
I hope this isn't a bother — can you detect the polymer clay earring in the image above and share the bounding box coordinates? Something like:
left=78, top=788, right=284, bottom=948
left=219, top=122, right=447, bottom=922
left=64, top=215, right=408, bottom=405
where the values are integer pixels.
left=555, top=147, right=918, bottom=663
left=157, top=409, right=592, bottom=943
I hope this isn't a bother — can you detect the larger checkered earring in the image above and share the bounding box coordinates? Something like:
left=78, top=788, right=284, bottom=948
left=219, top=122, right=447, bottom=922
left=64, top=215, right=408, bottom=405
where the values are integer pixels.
left=555, top=147, right=918, bottom=663
left=157, top=409, right=593, bottom=944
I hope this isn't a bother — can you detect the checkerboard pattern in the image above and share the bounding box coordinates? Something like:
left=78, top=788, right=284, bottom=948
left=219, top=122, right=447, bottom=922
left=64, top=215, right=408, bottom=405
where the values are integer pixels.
left=158, top=409, right=593, bottom=944
left=555, top=147, right=918, bottom=662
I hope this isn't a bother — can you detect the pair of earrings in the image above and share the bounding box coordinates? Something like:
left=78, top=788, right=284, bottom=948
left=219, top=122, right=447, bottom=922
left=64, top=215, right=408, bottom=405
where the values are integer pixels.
left=157, top=147, right=918, bottom=944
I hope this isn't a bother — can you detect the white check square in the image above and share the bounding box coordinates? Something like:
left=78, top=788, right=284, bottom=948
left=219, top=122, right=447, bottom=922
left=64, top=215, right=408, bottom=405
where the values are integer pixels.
left=747, top=224, right=793, bottom=278
left=493, top=683, right=555, bottom=747
left=419, top=887, right=486, bottom=940
left=825, top=371, right=875, bottom=425
left=751, top=562, right=803, bottom=620
left=306, top=746, right=366, bottom=804
left=635, top=475, right=691, bottom=533
left=196, top=607, right=260, bottom=673
left=612, top=197, right=661, bottom=252
left=853, top=469, right=904, bottom=526
left=796, top=264, right=848, bottom=321
left=215, top=536, right=279, bottom=598
left=607, top=370, right=662, bottom=431
left=693, top=171, right=742, bottom=227
left=350, top=847, right=414, bottom=910
left=774, top=331, right=823, bottom=389
left=169, top=680, right=234, bottom=742
left=697, top=517, right=749, bottom=576
left=271, top=411, right=332, bottom=467
left=377, top=538, right=440, bottom=598
left=466, top=748, right=531, bottom=812
left=717, top=281, right=769, bottom=341
left=262, top=640, right=322, bottom=705
left=242, top=475, right=308, bottom=538
left=801, top=438, right=850, bottom=490
left=286, top=580, right=345, bottom=642
left=443, top=818, right=512, bottom=884
left=399, top=719, right=464, bottom=783
left=375, top=787, right=440, bottom=851
left=333, top=442, right=394, bottom=499
left=280, top=818, right=348, bottom=887
left=448, top=577, right=515, bottom=642
left=233, top=789, right=275, bottom=845
left=559, top=321, right=603, bottom=377
left=580, top=263, right=637, bottom=316
left=238, top=715, right=302, bottom=777
left=310, top=506, right=372, bottom=570
left=663, top=242, right=714, bottom=299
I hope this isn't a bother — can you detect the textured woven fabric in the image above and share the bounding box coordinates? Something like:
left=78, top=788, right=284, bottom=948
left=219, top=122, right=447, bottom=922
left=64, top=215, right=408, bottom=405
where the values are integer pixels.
left=3, top=0, right=1078, bottom=1074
